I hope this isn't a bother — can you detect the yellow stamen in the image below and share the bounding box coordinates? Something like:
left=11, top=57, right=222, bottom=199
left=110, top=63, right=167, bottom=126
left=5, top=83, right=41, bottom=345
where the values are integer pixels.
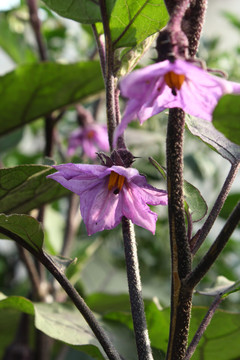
left=108, top=171, right=125, bottom=193
left=117, top=175, right=125, bottom=192
left=164, top=71, right=185, bottom=91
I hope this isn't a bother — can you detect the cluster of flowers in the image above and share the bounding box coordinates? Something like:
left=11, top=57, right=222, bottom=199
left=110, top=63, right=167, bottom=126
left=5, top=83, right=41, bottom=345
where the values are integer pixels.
left=48, top=59, right=240, bottom=236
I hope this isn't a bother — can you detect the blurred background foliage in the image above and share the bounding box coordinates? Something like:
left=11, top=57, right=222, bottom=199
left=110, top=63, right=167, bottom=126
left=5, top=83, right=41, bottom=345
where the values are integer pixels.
left=0, top=1, right=240, bottom=359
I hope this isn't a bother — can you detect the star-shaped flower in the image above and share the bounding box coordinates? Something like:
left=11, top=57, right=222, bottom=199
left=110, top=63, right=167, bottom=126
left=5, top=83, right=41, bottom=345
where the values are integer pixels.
left=68, top=123, right=109, bottom=159
left=47, top=163, right=168, bottom=235
left=114, top=59, right=240, bottom=143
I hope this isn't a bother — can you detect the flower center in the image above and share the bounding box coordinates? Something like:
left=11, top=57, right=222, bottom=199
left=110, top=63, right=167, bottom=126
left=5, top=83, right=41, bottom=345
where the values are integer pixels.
left=87, top=130, right=95, bottom=139
left=164, top=71, right=185, bottom=95
left=108, top=171, right=125, bottom=195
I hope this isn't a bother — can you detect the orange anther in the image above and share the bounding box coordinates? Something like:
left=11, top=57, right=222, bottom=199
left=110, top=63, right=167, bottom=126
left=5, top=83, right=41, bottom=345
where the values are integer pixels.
left=164, top=71, right=185, bottom=92
left=108, top=171, right=125, bottom=193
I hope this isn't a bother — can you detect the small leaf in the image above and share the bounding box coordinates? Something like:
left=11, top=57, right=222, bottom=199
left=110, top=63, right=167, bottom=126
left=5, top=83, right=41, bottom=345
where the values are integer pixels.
left=0, top=61, right=104, bottom=136
left=183, top=180, right=208, bottom=222
left=0, top=214, right=43, bottom=253
left=186, top=114, right=240, bottom=164
left=42, top=0, right=101, bottom=24
left=148, top=157, right=166, bottom=180
left=196, top=276, right=236, bottom=297
left=212, top=94, right=240, bottom=146
left=0, top=295, right=34, bottom=315
left=0, top=165, right=70, bottom=214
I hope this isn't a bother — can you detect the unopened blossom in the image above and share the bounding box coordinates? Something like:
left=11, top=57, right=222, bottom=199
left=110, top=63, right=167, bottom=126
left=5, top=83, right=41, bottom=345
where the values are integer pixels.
left=47, top=163, right=167, bottom=235
left=114, top=59, right=240, bottom=143
left=68, top=123, right=109, bottom=159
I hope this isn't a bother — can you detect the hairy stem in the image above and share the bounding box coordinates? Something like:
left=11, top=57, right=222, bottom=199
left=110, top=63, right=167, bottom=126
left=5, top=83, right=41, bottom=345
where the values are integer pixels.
left=99, top=0, right=116, bottom=150
left=166, top=108, right=192, bottom=360
left=192, top=162, right=240, bottom=254
left=122, top=217, right=153, bottom=360
left=182, top=0, right=208, bottom=57
left=187, top=201, right=240, bottom=289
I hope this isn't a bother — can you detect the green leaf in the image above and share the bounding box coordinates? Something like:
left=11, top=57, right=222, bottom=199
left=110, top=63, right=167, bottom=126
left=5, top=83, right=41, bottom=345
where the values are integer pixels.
left=186, top=114, right=240, bottom=164
left=183, top=180, right=208, bottom=222
left=0, top=214, right=44, bottom=253
left=190, top=307, right=240, bottom=360
left=0, top=297, right=105, bottom=360
left=212, top=94, right=240, bottom=146
left=86, top=293, right=131, bottom=314
left=0, top=61, right=104, bottom=136
left=196, top=276, right=236, bottom=297
left=0, top=165, right=70, bottom=214
left=0, top=295, right=34, bottom=315
left=42, top=0, right=101, bottom=24
left=97, top=0, right=169, bottom=49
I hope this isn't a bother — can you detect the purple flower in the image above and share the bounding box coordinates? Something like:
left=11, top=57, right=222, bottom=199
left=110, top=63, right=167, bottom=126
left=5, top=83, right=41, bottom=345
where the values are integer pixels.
left=114, top=59, right=240, bottom=143
left=68, top=123, right=109, bottom=159
left=47, top=163, right=168, bottom=235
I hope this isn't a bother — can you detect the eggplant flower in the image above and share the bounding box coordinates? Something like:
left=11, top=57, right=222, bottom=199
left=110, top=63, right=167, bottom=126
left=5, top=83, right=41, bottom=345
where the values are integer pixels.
left=114, top=59, right=240, bottom=143
left=68, top=123, right=109, bottom=159
left=47, top=163, right=168, bottom=235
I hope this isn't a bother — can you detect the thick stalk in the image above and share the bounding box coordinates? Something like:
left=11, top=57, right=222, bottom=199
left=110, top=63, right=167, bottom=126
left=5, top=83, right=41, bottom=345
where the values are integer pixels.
left=166, top=108, right=192, bottom=360
left=122, top=217, right=153, bottom=360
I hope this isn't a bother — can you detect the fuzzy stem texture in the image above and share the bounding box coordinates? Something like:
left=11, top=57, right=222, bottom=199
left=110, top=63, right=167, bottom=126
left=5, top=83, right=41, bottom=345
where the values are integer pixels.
left=99, top=0, right=116, bottom=150
left=122, top=217, right=153, bottom=360
left=166, top=108, right=193, bottom=360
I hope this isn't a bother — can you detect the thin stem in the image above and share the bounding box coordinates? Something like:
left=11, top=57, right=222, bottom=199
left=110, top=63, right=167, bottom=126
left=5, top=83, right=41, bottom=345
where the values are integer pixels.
left=99, top=0, right=116, bottom=150
left=0, top=226, right=122, bottom=360
left=166, top=108, right=192, bottom=360
left=27, top=0, right=47, bottom=61
left=187, top=201, right=240, bottom=289
left=17, top=245, right=42, bottom=299
left=184, top=295, right=222, bottom=360
left=167, top=0, right=191, bottom=30
left=122, top=217, right=153, bottom=360
left=92, top=24, right=106, bottom=78
left=191, top=162, right=240, bottom=255
left=182, top=0, right=208, bottom=57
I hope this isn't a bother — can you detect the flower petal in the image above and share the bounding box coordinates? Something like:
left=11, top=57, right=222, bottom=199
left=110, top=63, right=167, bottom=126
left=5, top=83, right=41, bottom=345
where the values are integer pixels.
left=47, top=163, right=108, bottom=194
left=80, top=178, right=123, bottom=235
left=121, top=185, right=158, bottom=234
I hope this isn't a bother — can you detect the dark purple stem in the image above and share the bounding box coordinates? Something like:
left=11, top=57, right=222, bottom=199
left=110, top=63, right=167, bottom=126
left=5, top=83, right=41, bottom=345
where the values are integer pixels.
left=166, top=108, right=193, bottom=360
left=122, top=217, right=153, bottom=360
left=184, top=295, right=222, bottom=360
left=99, top=0, right=116, bottom=151
left=27, top=0, right=47, bottom=61
left=191, top=162, right=240, bottom=254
